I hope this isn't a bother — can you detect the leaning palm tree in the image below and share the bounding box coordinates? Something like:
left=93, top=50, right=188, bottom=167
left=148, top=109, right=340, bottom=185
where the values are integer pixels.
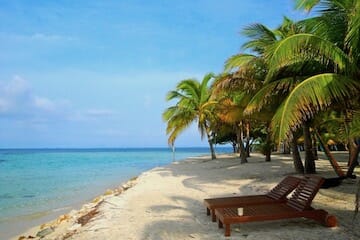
left=275, top=0, right=360, bottom=218
left=264, top=0, right=360, bottom=174
left=163, top=73, right=218, bottom=159
left=226, top=18, right=309, bottom=171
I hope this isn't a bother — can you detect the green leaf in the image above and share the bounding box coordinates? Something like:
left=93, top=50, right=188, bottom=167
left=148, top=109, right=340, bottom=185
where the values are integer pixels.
left=271, top=73, right=360, bottom=141
left=295, top=0, right=320, bottom=11
left=265, top=33, right=354, bottom=82
left=224, top=54, right=256, bottom=72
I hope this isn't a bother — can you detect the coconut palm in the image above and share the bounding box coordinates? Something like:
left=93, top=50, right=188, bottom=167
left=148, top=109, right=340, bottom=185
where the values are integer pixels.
left=215, top=42, right=273, bottom=162
left=217, top=22, right=282, bottom=163
left=211, top=82, right=252, bottom=163
left=163, top=73, right=218, bottom=159
left=264, top=0, right=360, bottom=174
left=229, top=18, right=311, bottom=172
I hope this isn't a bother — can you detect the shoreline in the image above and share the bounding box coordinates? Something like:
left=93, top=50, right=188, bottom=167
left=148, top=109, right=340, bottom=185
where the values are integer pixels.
left=10, top=176, right=139, bottom=240
left=1, top=147, right=222, bottom=239
left=2, top=176, right=140, bottom=240
left=12, top=152, right=360, bottom=239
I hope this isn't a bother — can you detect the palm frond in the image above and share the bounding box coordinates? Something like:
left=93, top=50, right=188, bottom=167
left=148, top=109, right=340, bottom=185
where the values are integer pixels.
left=165, top=90, right=187, bottom=101
left=165, top=107, right=195, bottom=145
left=199, top=73, right=214, bottom=104
left=163, top=73, right=218, bottom=146
left=271, top=73, right=360, bottom=141
left=162, top=106, right=178, bottom=121
left=295, top=0, right=320, bottom=11
left=241, top=23, right=277, bottom=54
left=265, top=33, right=355, bottom=82
left=344, top=0, right=360, bottom=60
left=176, top=79, right=201, bottom=103
left=224, top=54, right=257, bottom=72
left=349, top=112, right=360, bottom=138
left=244, top=77, right=296, bottom=115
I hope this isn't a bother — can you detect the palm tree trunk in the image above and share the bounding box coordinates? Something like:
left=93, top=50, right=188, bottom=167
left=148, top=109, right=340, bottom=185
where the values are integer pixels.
left=239, top=140, right=247, bottom=163
left=314, top=129, right=345, bottom=177
left=346, top=138, right=359, bottom=177
left=348, top=138, right=359, bottom=165
left=206, top=133, right=216, bottom=160
left=291, top=136, right=304, bottom=173
left=283, top=141, right=291, bottom=154
left=232, top=142, right=237, bottom=153
left=203, top=122, right=216, bottom=160
left=355, top=180, right=360, bottom=219
left=245, top=122, right=251, bottom=157
left=303, top=121, right=316, bottom=174
left=312, top=132, right=318, bottom=160
left=237, top=122, right=247, bottom=164
left=343, top=109, right=353, bottom=166
left=264, top=126, right=272, bottom=162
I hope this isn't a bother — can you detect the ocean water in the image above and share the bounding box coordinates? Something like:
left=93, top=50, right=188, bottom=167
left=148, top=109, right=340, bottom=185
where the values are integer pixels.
left=0, top=147, right=231, bottom=239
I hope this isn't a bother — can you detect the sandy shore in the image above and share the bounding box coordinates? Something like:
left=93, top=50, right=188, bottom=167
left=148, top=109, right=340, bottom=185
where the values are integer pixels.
left=14, top=152, right=360, bottom=240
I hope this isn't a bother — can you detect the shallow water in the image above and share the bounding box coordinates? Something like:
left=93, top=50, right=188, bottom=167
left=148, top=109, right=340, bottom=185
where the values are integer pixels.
left=0, top=147, right=231, bottom=239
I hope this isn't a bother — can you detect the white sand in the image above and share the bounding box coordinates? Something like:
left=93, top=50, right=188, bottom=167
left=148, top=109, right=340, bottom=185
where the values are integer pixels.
left=14, top=152, right=360, bottom=240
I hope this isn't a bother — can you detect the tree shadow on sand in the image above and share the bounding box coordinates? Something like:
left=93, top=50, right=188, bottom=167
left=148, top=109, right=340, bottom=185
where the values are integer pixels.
left=141, top=195, right=357, bottom=240
left=140, top=153, right=359, bottom=239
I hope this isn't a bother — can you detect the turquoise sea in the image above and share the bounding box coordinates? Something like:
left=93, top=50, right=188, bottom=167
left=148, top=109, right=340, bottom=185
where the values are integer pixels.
left=0, top=147, right=231, bottom=239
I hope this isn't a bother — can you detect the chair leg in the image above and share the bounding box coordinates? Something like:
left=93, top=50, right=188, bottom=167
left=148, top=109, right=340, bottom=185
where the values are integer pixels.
left=211, top=210, right=216, bottom=222
left=218, top=219, right=223, bottom=228
left=323, top=214, right=337, bottom=227
left=206, top=208, right=210, bottom=216
left=225, top=224, right=231, bottom=237
left=306, top=210, right=337, bottom=227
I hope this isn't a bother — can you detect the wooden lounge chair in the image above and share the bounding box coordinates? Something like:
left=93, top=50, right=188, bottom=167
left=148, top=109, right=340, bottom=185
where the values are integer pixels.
left=215, top=175, right=337, bottom=237
left=204, top=175, right=302, bottom=222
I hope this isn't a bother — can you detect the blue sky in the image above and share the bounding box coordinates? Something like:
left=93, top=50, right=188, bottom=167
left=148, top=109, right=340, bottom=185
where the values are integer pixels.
left=0, top=0, right=310, bottom=148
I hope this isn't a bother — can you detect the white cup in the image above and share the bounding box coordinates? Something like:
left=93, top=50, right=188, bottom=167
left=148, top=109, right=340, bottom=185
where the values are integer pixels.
left=237, top=208, right=243, bottom=216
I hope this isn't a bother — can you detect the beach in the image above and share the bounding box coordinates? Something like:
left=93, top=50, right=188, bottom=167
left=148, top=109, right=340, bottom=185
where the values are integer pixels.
left=0, top=148, right=224, bottom=239
left=14, top=152, right=360, bottom=240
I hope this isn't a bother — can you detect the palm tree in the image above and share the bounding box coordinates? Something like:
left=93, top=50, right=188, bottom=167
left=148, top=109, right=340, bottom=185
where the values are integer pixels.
left=211, top=82, right=252, bottom=163
left=264, top=0, right=360, bottom=174
left=215, top=22, right=281, bottom=163
left=163, top=73, right=218, bottom=159
left=230, top=18, right=310, bottom=172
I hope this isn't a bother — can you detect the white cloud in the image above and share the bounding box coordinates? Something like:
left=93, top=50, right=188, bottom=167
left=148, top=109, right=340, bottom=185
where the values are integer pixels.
left=66, top=108, right=116, bottom=122
left=33, top=96, right=56, bottom=111
left=0, top=76, right=65, bottom=117
left=0, top=98, right=10, bottom=112
left=0, top=32, right=75, bottom=42
left=95, top=129, right=130, bottom=137
left=85, top=109, right=115, bottom=117
left=0, top=76, right=31, bottom=113
left=3, top=75, right=30, bottom=96
left=143, top=95, right=152, bottom=108
left=0, top=77, right=121, bottom=129
left=29, top=33, right=75, bottom=41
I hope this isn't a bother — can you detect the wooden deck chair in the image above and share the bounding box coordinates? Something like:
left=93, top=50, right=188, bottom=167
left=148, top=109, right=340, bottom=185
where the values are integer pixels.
left=215, top=175, right=337, bottom=237
left=204, top=176, right=302, bottom=222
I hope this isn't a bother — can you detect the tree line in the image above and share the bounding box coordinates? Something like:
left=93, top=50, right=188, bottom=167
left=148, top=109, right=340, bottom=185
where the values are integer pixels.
left=163, top=0, right=360, bottom=178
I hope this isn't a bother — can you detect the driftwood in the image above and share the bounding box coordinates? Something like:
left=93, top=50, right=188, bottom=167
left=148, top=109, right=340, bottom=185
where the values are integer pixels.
left=77, top=208, right=100, bottom=226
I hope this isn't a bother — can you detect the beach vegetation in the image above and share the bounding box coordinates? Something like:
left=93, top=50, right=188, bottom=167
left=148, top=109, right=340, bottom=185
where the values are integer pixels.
left=211, top=66, right=268, bottom=163
left=163, top=73, right=218, bottom=159
left=163, top=0, right=359, bottom=179
left=264, top=0, right=360, bottom=175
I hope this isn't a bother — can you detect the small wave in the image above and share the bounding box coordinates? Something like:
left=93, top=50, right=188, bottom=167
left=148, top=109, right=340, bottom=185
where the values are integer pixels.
left=0, top=210, right=51, bottom=223
left=52, top=206, right=71, bottom=212
left=0, top=159, right=6, bottom=163
left=22, top=195, right=36, bottom=198
left=0, top=194, right=14, bottom=199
